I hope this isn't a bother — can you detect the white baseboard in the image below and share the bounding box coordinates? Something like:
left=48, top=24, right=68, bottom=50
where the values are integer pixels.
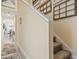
left=53, top=32, right=77, bottom=59
left=14, top=42, right=31, bottom=59
left=53, top=32, right=72, bottom=52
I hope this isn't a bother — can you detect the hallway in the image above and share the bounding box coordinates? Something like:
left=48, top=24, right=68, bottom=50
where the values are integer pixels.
left=1, top=30, right=19, bottom=59
left=1, top=0, right=20, bottom=59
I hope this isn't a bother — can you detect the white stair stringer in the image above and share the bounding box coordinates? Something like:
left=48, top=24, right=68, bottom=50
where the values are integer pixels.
left=53, top=32, right=77, bottom=59
left=53, top=32, right=72, bottom=52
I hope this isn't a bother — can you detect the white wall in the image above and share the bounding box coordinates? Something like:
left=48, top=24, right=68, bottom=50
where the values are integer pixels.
left=16, top=0, right=50, bottom=59
left=53, top=16, right=77, bottom=56
left=25, top=0, right=32, bottom=5
left=53, top=0, right=77, bottom=57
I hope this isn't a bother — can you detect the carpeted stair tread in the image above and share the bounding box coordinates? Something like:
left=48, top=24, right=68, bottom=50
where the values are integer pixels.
left=54, top=42, right=62, bottom=47
left=54, top=50, right=71, bottom=59
left=54, top=42, right=62, bottom=54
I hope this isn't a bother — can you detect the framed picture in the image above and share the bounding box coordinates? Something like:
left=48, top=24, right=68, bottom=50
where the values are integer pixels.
left=54, top=0, right=62, bottom=3
left=53, top=0, right=69, bottom=5
left=53, top=0, right=77, bottom=20
left=33, top=0, right=52, bottom=15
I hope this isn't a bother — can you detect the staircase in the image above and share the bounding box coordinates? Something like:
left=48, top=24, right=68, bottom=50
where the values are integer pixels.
left=32, top=0, right=72, bottom=59
left=53, top=36, right=72, bottom=59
